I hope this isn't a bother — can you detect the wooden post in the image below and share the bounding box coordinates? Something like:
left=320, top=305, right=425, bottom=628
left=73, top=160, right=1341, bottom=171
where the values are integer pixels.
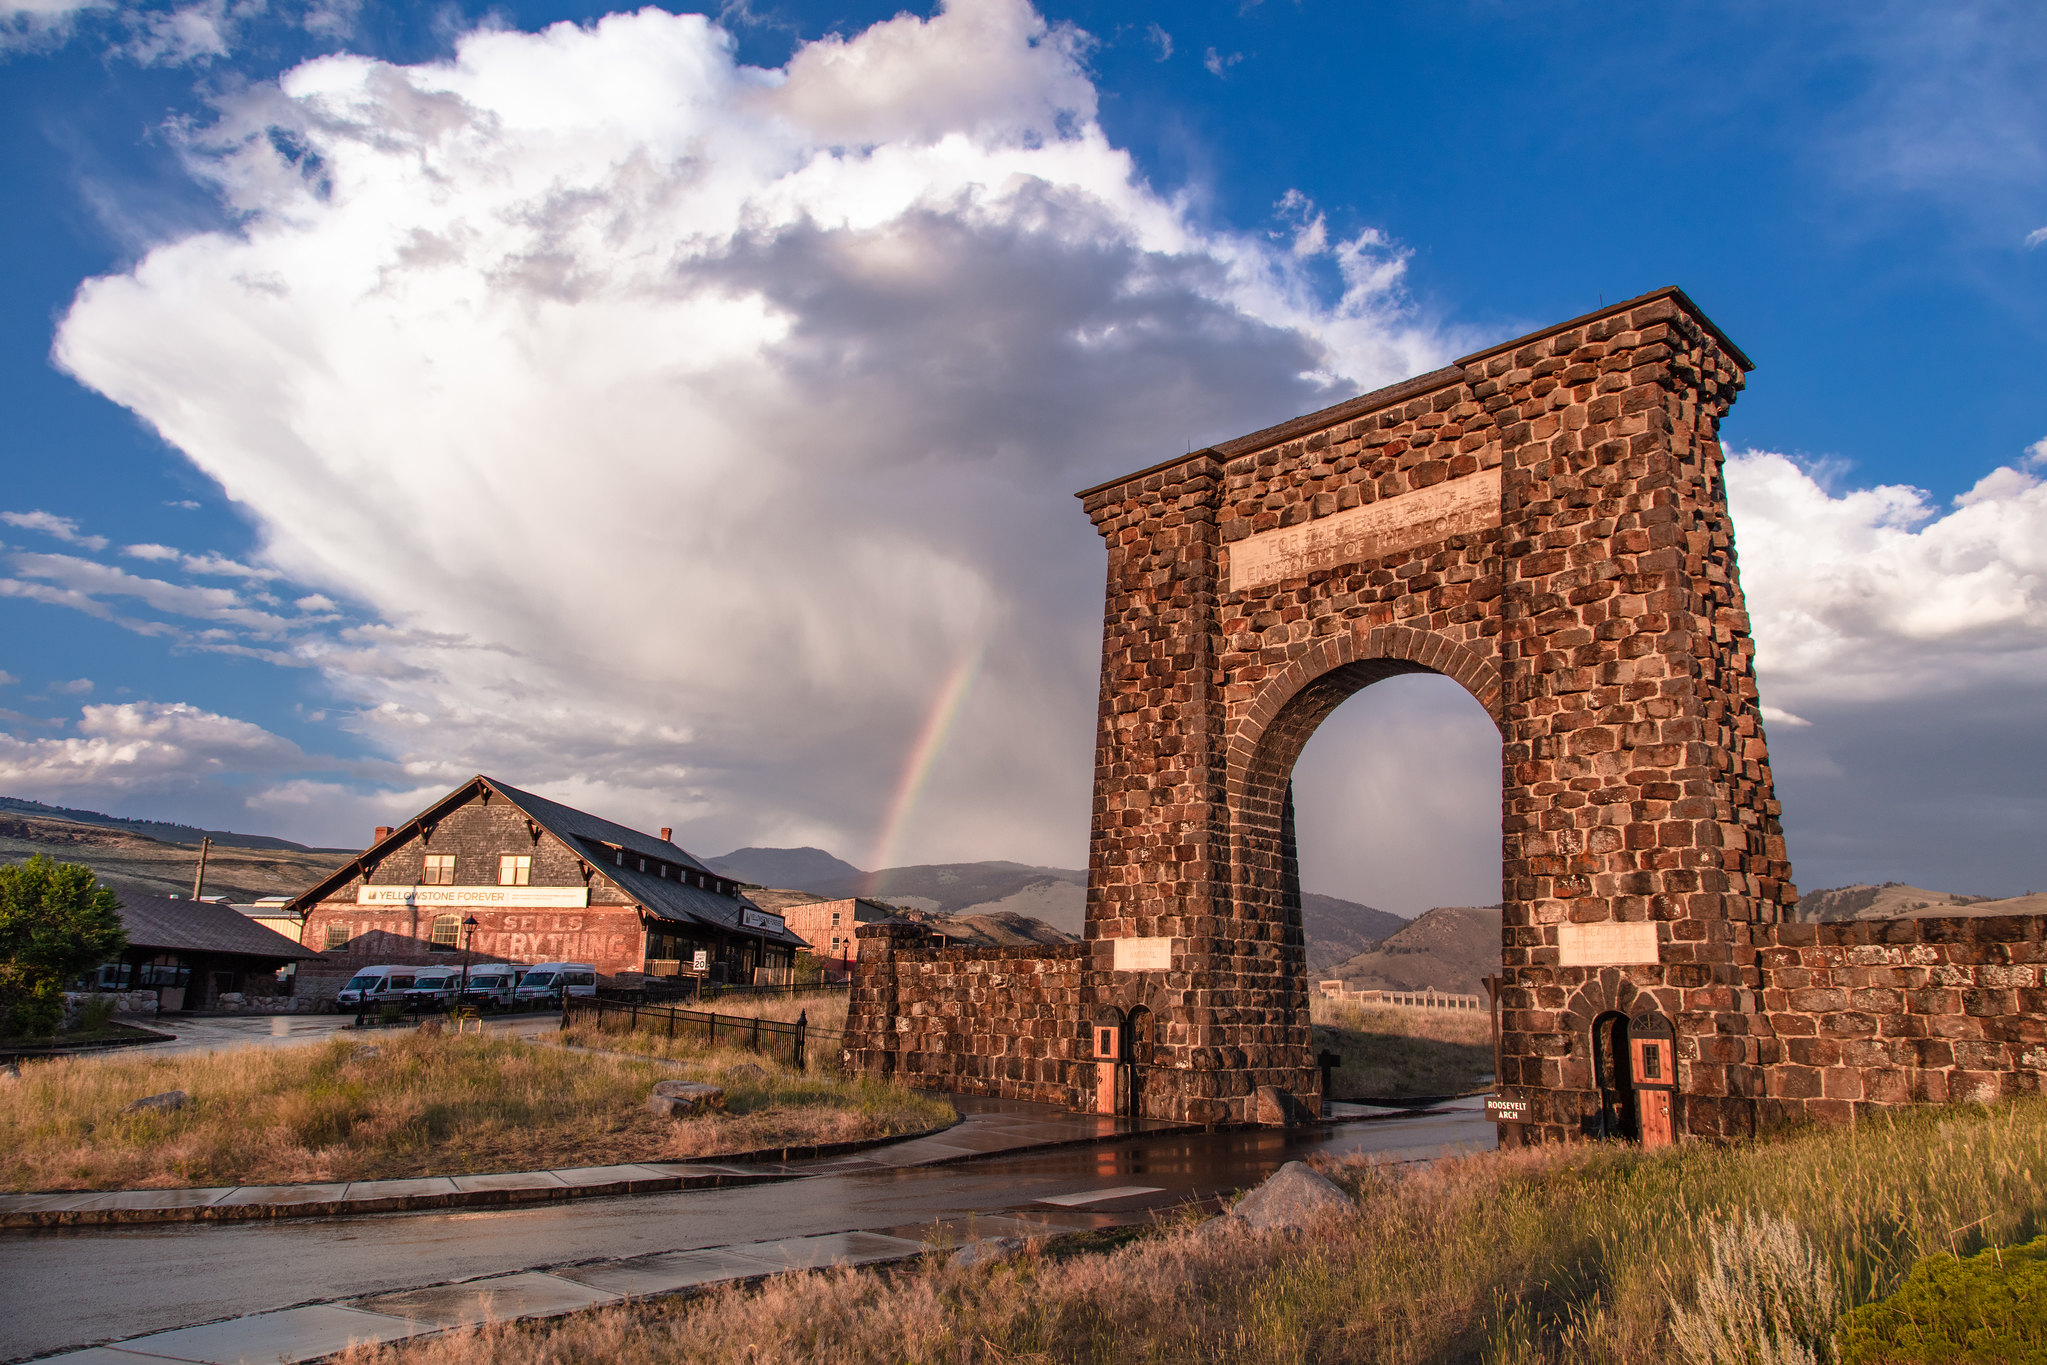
left=190, top=836, right=212, bottom=901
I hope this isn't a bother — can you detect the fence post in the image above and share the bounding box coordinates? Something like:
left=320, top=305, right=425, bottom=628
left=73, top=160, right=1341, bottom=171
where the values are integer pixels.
left=795, top=1009, right=807, bottom=1072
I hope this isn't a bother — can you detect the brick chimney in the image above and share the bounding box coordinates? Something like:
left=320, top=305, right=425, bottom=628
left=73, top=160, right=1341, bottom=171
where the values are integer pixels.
left=374, top=826, right=393, bottom=842
left=659, top=827, right=673, bottom=843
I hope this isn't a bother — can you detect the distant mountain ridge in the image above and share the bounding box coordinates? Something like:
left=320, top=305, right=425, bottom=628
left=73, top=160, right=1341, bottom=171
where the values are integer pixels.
left=1326, top=905, right=1504, bottom=997
left=704, top=846, right=863, bottom=888
left=1795, top=882, right=2047, bottom=922
left=705, top=845, right=1410, bottom=959
left=0, top=796, right=348, bottom=854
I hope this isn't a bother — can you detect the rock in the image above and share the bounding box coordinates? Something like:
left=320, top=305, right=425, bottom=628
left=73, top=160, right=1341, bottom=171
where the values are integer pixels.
left=124, top=1090, right=190, bottom=1115
left=1253, top=1084, right=1316, bottom=1127
left=0, top=1063, right=19, bottom=1083
left=1228, top=1160, right=1352, bottom=1233
left=950, top=1236, right=1027, bottom=1269
left=723, top=1063, right=767, bottom=1082
left=647, top=1079, right=726, bottom=1117
left=351, top=1045, right=382, bottom=1061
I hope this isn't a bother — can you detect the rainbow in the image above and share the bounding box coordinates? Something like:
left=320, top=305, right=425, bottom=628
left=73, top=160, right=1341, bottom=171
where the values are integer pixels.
left=866, top=644, right=985, bottom=888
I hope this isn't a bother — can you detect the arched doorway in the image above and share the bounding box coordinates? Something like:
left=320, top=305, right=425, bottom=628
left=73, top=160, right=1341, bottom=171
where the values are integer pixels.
left=1590, top=1010, right=1636, bottom=1139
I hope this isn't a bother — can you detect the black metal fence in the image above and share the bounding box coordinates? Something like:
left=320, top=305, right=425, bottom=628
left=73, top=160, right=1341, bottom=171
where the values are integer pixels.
left=563, top=994, right=840, bottom=1071
left=598, top=979, right=851, bottom=1008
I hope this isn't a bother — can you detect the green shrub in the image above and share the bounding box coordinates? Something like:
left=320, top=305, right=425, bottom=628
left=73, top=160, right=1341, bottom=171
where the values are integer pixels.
left=1836, top=1233, right=2047, bottom=1364
left=72, top=994, right=120, bottom=1033
left=0, top=854, right=126, bottom=1038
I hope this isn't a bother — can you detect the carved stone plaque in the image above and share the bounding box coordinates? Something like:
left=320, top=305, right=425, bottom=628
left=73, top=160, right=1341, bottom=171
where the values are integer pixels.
left=1110, top=937, right=1173, bottom=971
left=1557, top=922, right=1661, bottom=967
left=1227, top=466, right=1501, bottom=592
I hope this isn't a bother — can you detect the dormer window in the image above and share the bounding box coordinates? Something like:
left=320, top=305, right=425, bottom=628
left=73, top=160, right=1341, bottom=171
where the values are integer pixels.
left=422, top=854, right=455, bottom=885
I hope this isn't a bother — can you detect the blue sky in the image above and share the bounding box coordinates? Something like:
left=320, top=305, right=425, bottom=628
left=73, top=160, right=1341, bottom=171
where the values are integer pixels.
left=1, top=0, right=2042, bottom=908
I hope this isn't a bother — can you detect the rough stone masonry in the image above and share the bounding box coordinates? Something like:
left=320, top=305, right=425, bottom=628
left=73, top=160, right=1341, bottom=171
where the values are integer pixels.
left=845, top=286, right=2045, bottom=1140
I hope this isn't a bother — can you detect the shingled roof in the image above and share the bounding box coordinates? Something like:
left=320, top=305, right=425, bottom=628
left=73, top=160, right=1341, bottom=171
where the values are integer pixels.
left=116, top=894, right=318, bottom=960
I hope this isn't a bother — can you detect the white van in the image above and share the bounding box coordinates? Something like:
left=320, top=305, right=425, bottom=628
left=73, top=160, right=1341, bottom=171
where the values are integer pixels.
left=457, top=968, right=519, bottom=1009
left=513, top=962, right=597, bottom=1007
left=402, top=969, right=463, bottom=1011
left=336, top=965, right=418, bottom=1010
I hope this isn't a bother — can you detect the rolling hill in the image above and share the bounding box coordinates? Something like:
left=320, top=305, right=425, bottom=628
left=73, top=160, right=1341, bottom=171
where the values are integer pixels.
left=1324, top=905, right=1504, bottom=996
left=1795, top=883, right=2047, bottom=921
left=708, top=845, right=1409, bottom=969
left=0, top=812, right=353, bottom=905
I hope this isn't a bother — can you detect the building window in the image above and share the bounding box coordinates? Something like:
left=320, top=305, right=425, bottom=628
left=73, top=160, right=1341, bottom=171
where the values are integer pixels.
left=325, top=923, right=351, bottom=950
left=422, top=854, right=456, bottom=885
left=430, top=913, right=460, bottom=950
left=830, top=935, right=840, bottom=952
left=831, top=911, right=841, bottom=927
left=499, top=854, right=531, bottom=886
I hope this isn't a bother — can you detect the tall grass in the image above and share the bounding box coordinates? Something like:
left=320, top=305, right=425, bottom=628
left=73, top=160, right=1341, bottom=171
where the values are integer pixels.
left=2, top=1030, right=950, bottom=1191
left=336, top=1100, right=2047, bottom=1365
left=1311, top=998, right=1493, bottom=1099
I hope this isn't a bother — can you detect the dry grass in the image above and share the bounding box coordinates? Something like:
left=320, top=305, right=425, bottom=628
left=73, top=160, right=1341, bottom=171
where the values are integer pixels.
left=1311, top=997, right=1494, bottom=1099
left=1, top=1029, right=951, bottom=1191
left=335, top=1098, right=2047, bottom=1365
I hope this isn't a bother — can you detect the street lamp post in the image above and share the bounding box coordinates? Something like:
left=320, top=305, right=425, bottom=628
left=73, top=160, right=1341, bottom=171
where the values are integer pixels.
left=459, top=916, right=479, bottom=1006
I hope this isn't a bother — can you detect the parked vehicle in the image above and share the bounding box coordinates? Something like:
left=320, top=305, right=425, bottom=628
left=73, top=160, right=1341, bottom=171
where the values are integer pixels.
left=512, top=962, right=598, bottom=1007
left=402, top=970, right=463, bottom=1011
left=457, top=968, right=518, bottom=1010
left=336, top=965, right=417, bottom=1011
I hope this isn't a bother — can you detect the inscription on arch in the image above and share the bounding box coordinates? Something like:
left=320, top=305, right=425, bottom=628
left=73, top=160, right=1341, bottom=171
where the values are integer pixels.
left=1227, top=466, right=1502, bottom=592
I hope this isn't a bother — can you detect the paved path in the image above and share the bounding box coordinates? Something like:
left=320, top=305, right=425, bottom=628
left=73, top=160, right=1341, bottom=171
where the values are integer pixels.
left=1, top=1094, right=1182, bottom=1228
left=2, top=1097, right=1493, bottom=1362
left=87, top=1012, right=566, bottom=1059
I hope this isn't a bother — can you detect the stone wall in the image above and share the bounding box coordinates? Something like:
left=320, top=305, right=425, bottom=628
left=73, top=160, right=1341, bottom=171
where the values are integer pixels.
left=843, top=923, right=1089, bottom=1106
left=1755, top=915, right=2047, bottom=1124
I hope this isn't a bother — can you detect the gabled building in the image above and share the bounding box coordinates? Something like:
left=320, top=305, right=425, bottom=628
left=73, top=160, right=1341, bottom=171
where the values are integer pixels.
left=291, top=776, right=803, bottom=999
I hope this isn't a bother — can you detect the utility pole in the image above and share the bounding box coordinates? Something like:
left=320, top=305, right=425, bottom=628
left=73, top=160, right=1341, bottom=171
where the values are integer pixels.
left=191, top=836, right=212, bottom=901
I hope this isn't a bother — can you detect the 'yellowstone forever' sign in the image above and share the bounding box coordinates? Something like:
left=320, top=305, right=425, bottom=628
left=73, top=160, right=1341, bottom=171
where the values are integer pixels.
left=1226, top=466, right=1502, bottom=592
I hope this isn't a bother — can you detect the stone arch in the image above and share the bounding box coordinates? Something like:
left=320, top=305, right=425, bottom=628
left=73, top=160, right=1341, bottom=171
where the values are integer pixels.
left=1225, top=623, right=1503, bottom=810
left=1063, top=287, right=1792, bottom=1134
left=1221, top=624, right=1502, bottom=936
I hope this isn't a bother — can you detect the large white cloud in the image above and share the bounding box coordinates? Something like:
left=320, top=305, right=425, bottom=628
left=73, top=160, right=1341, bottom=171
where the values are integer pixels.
left=52, top=0, right=1448, bottom=865
left=1727, top=445, right=2047, bottom=707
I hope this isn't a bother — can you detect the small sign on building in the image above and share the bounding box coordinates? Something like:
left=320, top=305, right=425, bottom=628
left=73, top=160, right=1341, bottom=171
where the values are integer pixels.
left=1485, top=1096, right=1530, bottom=1122
left=740, top=908, right=786, bottom=934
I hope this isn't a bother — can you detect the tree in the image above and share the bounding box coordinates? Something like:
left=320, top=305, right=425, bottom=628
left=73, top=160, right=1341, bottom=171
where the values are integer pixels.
left=0, top=855, right=127, bottom=1038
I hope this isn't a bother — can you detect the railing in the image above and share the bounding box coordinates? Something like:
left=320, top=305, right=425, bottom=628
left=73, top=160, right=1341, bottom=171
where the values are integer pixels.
left=599, top=979, right=851, bottom=1007
left=563, top=994, right=841, bottom=1070
left=1318, top=983, right=1486, bottom=1012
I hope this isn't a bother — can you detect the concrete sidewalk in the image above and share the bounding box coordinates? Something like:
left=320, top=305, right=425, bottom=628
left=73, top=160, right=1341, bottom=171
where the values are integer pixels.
left=35, top=1207, right=1155, bottom=1365
left=0, top=1096, right=1191, bottom=1228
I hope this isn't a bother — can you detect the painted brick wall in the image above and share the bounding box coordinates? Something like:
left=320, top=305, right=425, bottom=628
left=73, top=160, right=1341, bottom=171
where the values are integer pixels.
left=1755, top=915, right=2047, bottom=1123
left=297, top=788, right=646, bottom=997
left=843, top=924, right=1089, bottom=1106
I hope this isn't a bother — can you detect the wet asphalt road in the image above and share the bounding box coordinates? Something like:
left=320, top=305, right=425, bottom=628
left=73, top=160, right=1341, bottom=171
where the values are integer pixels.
left=0, top=1100, right=1491, bottom=1361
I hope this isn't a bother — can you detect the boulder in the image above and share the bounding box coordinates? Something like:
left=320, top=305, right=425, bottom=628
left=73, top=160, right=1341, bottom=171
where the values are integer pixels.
left=647, top=1079, right=726, bottom=1117
left=124, top=1090, right=190, bottom=1115
left=0, top=1063, right=19, bottom=1083
left=950, top=1236, right=1027, bottom=1269
left=1228, top=1160, right=1352, bottom=1234
left=723, top=1063, right=767, bottom=1083
left=1253, top=1084, right=1316, bottom=1128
